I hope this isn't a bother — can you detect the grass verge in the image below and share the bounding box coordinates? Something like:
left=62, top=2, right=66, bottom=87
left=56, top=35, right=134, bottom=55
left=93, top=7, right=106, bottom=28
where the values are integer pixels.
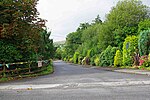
left=0, top=62, right=54, bottom=83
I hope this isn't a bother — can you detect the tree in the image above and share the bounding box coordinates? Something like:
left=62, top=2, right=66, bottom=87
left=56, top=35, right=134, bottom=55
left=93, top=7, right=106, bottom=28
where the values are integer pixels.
left=92, top=15, right=102, bottom=24
left=0, top=0, right=51, bottom=62
left=123, top=36, right=138, bottom=66
left=114, top=50, right=122, bottom=67
left=106, top=0, right=149, bottom=48
left=39, top=30, right=54, bottom=60
left=138, top=30, right=150, bottom=56
left=138, top=19, right=150, bottom=33
left=98, top=22, right=115, bottom=50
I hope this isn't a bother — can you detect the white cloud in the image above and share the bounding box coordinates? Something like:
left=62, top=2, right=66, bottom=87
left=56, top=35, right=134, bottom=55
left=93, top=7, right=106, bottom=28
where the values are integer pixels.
left=37, top=0, right=150, bottom=42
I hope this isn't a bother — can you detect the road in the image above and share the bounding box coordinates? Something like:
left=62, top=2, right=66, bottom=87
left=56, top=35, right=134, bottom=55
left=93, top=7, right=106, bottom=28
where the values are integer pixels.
left=0, top=60, right=150, bottom=100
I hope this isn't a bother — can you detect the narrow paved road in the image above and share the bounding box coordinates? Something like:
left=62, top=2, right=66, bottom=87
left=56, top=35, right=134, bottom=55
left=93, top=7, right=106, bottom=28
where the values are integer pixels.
left=0, top=60, right=150, bottom=100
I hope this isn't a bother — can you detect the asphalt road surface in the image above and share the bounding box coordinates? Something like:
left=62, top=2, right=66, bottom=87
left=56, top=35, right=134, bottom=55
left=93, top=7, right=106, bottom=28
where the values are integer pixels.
left=0, top=60, right=150, bottom=100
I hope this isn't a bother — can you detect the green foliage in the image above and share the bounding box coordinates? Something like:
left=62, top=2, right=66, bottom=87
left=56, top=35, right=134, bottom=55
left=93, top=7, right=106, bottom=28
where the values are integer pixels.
left=73, top=52, right=80, bottom=64
left=109, top=47, right=117, bottom=66
left=138, top=30, right=150, bottom=56
left=65, top=32, right=82, bottom=57
left=62, top=0, right=149, bottom=68
left=63, top=58, right=67, bottom=61
left=0, top=40, right=22, bottom=63
left=39, top=30, right=54, bottom=60
left=81, top=24, right=102, bottom=54
left=90, top=56, right=95, bottom=66
left=40, top=61, right=54, bottom=75
left=123, top=36, right=138, bottom=66
left=114, top=50, right=122, bottom=67
left=142, top=61, right=150, bottom=68
left=102, top=45, right=112, bottom=66
left=100, top=46, right=117, bottom=66
left=0, top=0, right=54, bottom=63
left=92, top=15, right=102, bottom=25
left=78, top=55, right=83, bottom=64
left=69, top=58, right=73, bottom=63
left=94, top=56, right=100, bottom=66
left=99, top=46, right=116, bottom=67
left=87, top=49, right=95, bottom=58
left=106, top=0, right=149, bottom=48
left=98, top=23, right=114, bottom=51
left=54, top=47, right=62, bottom=60
left=138, top=19, right=150, bottom=33
left=142, top=53, right=150, bottom=68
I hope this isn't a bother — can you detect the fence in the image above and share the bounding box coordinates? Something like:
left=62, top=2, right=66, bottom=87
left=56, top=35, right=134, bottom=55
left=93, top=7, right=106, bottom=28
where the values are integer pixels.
left=0, top=60, right=52, bottom=79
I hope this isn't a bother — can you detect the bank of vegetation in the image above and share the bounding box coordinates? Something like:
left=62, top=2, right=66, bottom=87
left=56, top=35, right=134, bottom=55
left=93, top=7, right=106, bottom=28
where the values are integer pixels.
left=0, top=0, right=54, bottom=81
left=55, top=0, right=150, bottom=69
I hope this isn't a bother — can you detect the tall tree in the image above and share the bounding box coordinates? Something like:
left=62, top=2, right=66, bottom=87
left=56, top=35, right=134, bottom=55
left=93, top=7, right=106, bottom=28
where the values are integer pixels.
left=0, top=0, right=48, bottom=62
left=105, top=0, right=149, bottom=48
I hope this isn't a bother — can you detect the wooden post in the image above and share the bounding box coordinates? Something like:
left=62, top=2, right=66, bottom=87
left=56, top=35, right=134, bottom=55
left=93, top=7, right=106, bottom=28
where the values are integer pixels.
left=3, top=64, right=6, bottom=77
left=29, top=62, right=31, bottom=73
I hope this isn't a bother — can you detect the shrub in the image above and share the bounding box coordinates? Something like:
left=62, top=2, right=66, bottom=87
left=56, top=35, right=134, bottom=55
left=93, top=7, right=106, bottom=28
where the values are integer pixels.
left=90, top=56, right=95, bottom=66
left=140, top=54, right=150, bottom=67
left=109, top=47, right=117, bottom=66
left=138, top=30, right=150, bottom=56
left=69, top=58, right=73, bottom=63
left=142, top=61, right=150, bottom=68
left=139, top=55, right=148, bottom=66
left=99, top=46, right=117, bottom=67
left=63, top=58, right=67, bottom=61
left=78, top=55, right=83, bottom=64
left=99, top=51, right=106, bottom=66
left=73, top=52, right=80, bottom=64
left=54, top=48, right=61, bottom=59
left=0, top=41, right=22, bottom=63
left=114, top=50, right=122, bottom=67
left=138, top=19, right=150, bottom=33
left=85, top=57, right=90, bottom=65
left=81, top=57, right=90, bottom=65
left=87, top=49, right=95, bottom=57
left=94, top=56, right=100, bottom=66
left=123, top=36, right=138, bottom=66
left=99, top=45, right=112, bottom=66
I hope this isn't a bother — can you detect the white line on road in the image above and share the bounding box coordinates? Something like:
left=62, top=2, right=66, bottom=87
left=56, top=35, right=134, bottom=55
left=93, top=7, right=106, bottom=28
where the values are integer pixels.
left=0, top=81, right=150, bottom=90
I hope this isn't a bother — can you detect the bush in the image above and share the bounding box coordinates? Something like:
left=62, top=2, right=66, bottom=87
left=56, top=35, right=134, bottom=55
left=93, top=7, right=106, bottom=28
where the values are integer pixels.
left=78, top=55, right=83, bottom=64
left=99, top=46, right=117, bottom=67
left=54, top=47, right=62, bottom=59
left=69, top=58, right=73, bottom=63
left=94, top=55, right=100, bottom=66
left=114, top=50, right=122, bottom=67
left=85, top=57, right=90, bottom=65
left=138, top=30, right=150, bottom=56
left=90, top=56, right=95, bottom=66
left=138, top=19, right=150, bottom=33
left=73, top=52, right=80, bottom=64
left=0, top=41, right=22, bottom=63
left=63, top=58, right=67, bottom=61
left=123, top=36, right=138, bottom=66
left=140, top=54, right=150, bottom=67
left=99, top=45, right=112, bottom=66
left=109, top=47, right=117, bottom=66
left=81, top=56, right=90, bottom=65
left=87, top=49, right=95, bottom=58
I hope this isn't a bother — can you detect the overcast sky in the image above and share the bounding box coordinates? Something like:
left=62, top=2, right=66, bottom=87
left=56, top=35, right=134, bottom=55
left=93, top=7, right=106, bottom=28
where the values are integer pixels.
left=37, top=0, right=150, bottom=42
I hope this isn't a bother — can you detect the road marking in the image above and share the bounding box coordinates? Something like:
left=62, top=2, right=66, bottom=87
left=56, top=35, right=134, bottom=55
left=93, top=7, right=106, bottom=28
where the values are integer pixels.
left=0, top=81, right=150, bottom=90
left=114, top=69, right=150, bottom=76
